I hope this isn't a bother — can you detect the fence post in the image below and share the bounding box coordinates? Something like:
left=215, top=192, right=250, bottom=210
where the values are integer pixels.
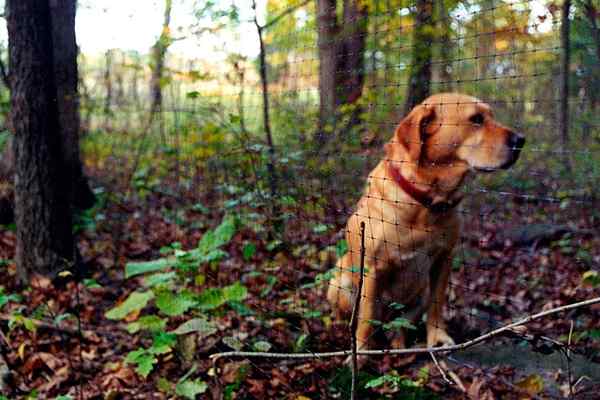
left=350, top=221, right=366, bottom=400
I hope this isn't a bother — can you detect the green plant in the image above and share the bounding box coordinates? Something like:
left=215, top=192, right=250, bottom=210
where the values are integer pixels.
left=105, top=215, right=249, bottom=381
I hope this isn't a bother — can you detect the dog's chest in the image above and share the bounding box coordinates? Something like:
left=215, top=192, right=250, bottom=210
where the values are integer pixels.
left=378, top=235, right=446, bottom=306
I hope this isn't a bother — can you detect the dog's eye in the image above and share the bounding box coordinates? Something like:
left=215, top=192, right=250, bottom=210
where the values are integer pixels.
left=469, top=113, right=484, bottom=125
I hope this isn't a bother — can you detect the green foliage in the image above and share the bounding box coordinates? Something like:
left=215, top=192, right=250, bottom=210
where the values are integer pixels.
left=196, top=282, right=248, bottom=311
left=126, top=315, right=168, bottom=334
left=156, top=289, right=196, bottom=316
left=175, top=379, right=208, bottom=399
left=125, top=215, right=238, bottom=278
left=0, top=131, right=9, bottom=152
left=105, top=291, right=155, bottom=320
left=170, top=317, right=217, bottom=336
left=0, top=287, right=21, bottom=308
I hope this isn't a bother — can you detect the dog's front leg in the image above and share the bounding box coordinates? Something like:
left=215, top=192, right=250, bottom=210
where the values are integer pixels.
left=426, top=251, right=455, bottom=348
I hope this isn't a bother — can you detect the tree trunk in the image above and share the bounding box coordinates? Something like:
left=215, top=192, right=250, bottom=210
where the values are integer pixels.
left=437, top=0, right=453, bottom=90
left=338, top=0, right=367, bottom=106
left=317, top=0, right=338, bottom=141
left=316, top=0, right=367, bottom=143
left=7, top=0, right=75, bottom=282
left=559, top=0, right=571, bottom=166
left=149, top=0, right=173, bottom=119
left=103, top=49, right=113, bottom=118
left=404, top=0, right=433, bottom=113
left=49, top=0, right=95, bottom=210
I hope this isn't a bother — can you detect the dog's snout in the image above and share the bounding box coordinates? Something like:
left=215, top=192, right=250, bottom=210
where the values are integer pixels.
left=508, top=132, right=525, bottom=150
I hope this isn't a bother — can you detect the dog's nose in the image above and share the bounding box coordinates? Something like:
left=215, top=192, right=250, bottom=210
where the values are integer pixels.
left=508, top=132, right=525, bottom=150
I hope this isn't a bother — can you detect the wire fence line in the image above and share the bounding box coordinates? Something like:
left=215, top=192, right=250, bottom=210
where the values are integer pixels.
left=3, top=0, right=596, bottom=398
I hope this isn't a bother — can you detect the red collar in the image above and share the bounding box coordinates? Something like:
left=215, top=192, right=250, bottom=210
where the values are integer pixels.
left=387, top=163, right=461, bottom=213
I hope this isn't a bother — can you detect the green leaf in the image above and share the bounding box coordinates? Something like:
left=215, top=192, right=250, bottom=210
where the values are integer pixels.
left=126, top=315, right=167, bottom=334
left=125, top=349, right=157, bottom=378
left=143, top=272, right=177, bottom=287
left=126, top=258, right=172, bottom=279
left=582, top=270, right=600, bottom=287
left=196, top=288, right=225, bottom=311
left=222, top=336, right=243, bottom=351
left=171, top=318, right=217, bottom=336
left=335, top=239, right=348, bottom=257
left=105, top=291, right=154, bottom=320
left=253, top=340, right=272, bottom=352
left=156, top=290, right=195, bottom=317
left=227, top=300, right=254, bottom=316
left=388, top=302, right=405, bottom=311
left=175, top=379, right=208, bottom=399
left=382, top=318, right=416, bottom=331
left=197, top=216, right=237, bottom=255
left=0, top=287, right=21, bottom=308
left=83, top=279, right=102, bottom=289
left=223, top=282, right=248, bottom=302
left=242, top=243, right=256, bottom=261
left=150, top=332, right=177, bottom=355
left=312, top=223, right=329, bottom=234
left=364, top=374, right=403, bottom=388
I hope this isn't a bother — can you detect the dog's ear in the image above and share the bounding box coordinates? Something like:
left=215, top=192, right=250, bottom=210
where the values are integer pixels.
left=391, top=104, right=435, bottom=163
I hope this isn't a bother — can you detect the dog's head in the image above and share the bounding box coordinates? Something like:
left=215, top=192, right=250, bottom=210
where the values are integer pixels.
left=386, top=93, right=525, bottom=173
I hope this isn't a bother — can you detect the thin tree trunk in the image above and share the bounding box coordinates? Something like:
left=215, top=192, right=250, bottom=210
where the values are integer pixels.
left=103, top=49, right=113, bottom=118
left=149, top=0, right=172, bottom=120
left=437, top=0, right=453, bottom=90
left=49, top=0, right=95, bottom=210
left=404, top=0, right=433, bottom=113
left=339, top=0, right=367, bottom=106
left=7, top=0, right=75, bottom=282
left=252, top=1, right=278, bottom=200
left=559, top=0, right=571, bottom=167
left=583, top=0, right=600, bottom=62
left=317, top=0, right=339, bottom=142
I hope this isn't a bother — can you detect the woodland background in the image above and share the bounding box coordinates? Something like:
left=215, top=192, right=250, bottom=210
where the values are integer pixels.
left=0, top=0, right=599, bottom=398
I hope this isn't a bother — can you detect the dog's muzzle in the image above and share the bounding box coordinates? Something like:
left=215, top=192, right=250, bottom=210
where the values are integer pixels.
left=501, top=132, right=525, bottom=169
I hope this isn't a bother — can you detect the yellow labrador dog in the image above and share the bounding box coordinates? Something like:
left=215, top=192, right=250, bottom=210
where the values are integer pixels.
left=327, top=93, right=524, bottom=358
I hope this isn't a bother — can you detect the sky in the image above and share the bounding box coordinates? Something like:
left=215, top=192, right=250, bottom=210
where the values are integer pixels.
left=0, top=0, right=265, bottom=60
left=0, top=0, right=552, bottom=60
left=76, top=0, right=265, bottom=60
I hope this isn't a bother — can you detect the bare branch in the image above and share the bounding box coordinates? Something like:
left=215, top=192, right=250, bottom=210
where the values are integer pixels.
left=210, top=296, right=600, bottom=361
left=349, top=221, right=366, bottom=400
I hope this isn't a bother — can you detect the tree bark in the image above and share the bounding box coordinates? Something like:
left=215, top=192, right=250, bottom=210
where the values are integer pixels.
left=103, top=49, right=113, bottom=117
left=338, top=0, right=367, bottom=106
left=149, top=0, right=173, bottom=119
left=7, top=0, right=75, bottom=282
left=316, top=0, right=367, bottom=143
left=49, top=0, right=95, bottom=210
left=559, top=0, right=571, bottom=165
left=317, top=0, right=338, bottom=141
left=437, top=0, right=453, bottom=90
left=404, top=0, right=433, bottom=113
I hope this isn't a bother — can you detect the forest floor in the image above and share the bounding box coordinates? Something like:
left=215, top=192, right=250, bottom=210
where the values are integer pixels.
left=1, top=168, right=600, bottom=399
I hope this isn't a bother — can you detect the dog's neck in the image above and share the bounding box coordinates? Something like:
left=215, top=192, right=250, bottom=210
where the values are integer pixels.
left=386, top=161, right=465, bottom=213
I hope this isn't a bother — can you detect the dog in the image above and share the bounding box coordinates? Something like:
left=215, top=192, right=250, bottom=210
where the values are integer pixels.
left=327, top=93, right=524, bottom=359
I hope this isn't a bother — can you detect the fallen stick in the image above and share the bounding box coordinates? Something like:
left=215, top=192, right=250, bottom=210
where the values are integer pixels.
left=209, top=296, right=600, bottom=361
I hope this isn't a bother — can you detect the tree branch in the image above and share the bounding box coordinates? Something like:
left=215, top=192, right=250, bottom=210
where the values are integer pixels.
left=210, top=296, right=600, bottom=361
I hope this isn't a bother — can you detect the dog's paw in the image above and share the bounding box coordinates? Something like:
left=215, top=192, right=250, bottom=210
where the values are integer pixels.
left=427, top=328, right=455, bottom=348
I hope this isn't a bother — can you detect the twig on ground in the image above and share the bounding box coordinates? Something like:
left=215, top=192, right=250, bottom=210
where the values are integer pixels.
left=566, top=319, right=574, bottom=399
left=349, top=222, right=366, bottom=400
left=429, top=352, right=451, bottom=385
left=210, top=296, right=600, bottom=361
